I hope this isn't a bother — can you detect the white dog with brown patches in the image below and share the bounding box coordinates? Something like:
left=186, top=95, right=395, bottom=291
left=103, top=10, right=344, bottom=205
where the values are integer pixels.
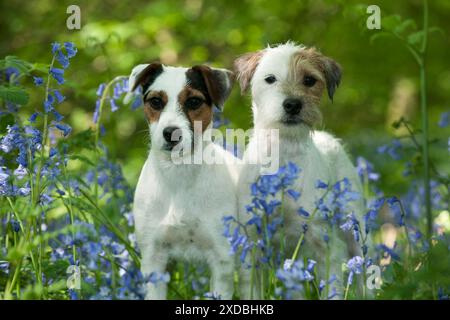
left=234, top=42, right=365, bottom=298
left=128, top=62, right=237, bottom=299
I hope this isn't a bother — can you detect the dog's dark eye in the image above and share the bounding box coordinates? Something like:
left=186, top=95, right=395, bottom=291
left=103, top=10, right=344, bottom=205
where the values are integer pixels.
left=149, top=97, right=164, bottom=110
left=303, top=76, right=317, bottom=87
left=185, top=97, right=203, bottom=110
left=264, top=75, right=277, bottom=84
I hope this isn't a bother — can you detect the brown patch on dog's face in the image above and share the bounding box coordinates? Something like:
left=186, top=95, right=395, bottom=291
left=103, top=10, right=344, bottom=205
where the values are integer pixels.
left=143, top=90, right=168, bottom=123
left=277, top=48, right=342, bottom=127
left=289, top=47, right=342, bottom=102
left=178, top=87, right=212, bottom=132
left=234, top=50, right=265, bottom=93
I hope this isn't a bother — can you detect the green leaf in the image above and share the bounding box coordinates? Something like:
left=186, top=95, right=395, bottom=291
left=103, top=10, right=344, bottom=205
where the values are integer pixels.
left=394, top=19, right=416, bottom=34
left=31, top=62, right=50, bottom=74
left=68, top=154, right=96, bottom=166
left=3, top=56, right=32, bottom=73
left=0, top=85, right=29, bottom=105
left=370, top=32, right=392, bottom=45
left=381, top=15, right=402, bottom=31
left=407, top=26, right=445, bottom=48
left=407, top=31, right=424, bottom=46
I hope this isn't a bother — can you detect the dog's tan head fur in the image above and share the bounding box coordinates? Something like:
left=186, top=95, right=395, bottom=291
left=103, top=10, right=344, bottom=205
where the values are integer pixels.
left=234, top=42, right=342, bottom=132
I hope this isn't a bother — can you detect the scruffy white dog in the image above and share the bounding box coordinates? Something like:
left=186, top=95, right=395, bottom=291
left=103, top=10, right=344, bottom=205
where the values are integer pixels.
left=128, top=62, right=237, bottom=299
left=234, top=42, right=365, bottom=298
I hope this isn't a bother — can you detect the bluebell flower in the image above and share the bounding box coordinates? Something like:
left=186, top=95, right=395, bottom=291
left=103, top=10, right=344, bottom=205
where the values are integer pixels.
left=204, top=292, right=222, bottom=300
left=93, top=100, right=101, bottom=123
left=0, top=261, right=9, bottom=274
left=53, top=89, right=65, bottom=103
left=24, top=126, right=42, bottom=151
left=297, top=207, right=310, bottom=217
left=33, top=76, right=44, bottom=86
left=10, top=219, right=20, bottom=232
left=29, top=112, right=40, bottom=122
left=40, top=193, right=53, bottom=206
left=356, top=156, right=380, bottom=183
left=52, top=110, right=64, bottom=122
left=5, top=67, right=20, bottom=83
left=286, top=189, right=301, bottom=201
left=437, top=287, right=449, bottom=300
left=283, top=259, right=294, bottom=270
left=50, top=67, right=65, bottom=84
left=0, top=169, right=12, bottom=196
left=340, top=213, right=360, bottom=242
left=124, top=211, right=135, bottom=227
left=316, top=178, right=360, bottom=226
left=240, top=241, right=253, bottom=263
left=315, top=180, right=328, bottom=189
left=276, top=260, right=314, bottom=299
left=386, top=196, right=399, bottom=206
left=319, top=280, right=326, bottom=294
left=131, top=95, right=143, bottom=110
left=68, top=289, right=79, bottom=300
left=13, top=165, right=27, bottom=179
left=376, top=244, right=400, bottom=261
left=346, top=256, right=364, bottom=285
left=247, top=215, right=262, bottom=234
left=64, top=42, right=78, bottom=58
left=51, top=42, right=61, bottom=54
left=56, top=49, right=70, bottom=68
left=110, top=98, right=119, bottom=112
left=44, top=93, right=55, bottom=112
left=113, top=83, right=122, bottom=99
left=0, top=125, right=20, bottom=153
left=17, top=186, right=30, bottom=196
left=377, top=139, right=402, bottom=160
left=364, top=198, right=384, bottom=234
left=96, top=83, right=106, bottom=97
left=55, top=123, right=72, bottom=137
left=148, top=271, right=171, bottom=284
left=438, top=111, right=449, bottom=128
left=212, top=107, right=231, bottom=128
left=322, top=228, right=330, bottom=243
left=306, top=259, right=316, bottom=273
left=318, top=274, right=338, bottom=299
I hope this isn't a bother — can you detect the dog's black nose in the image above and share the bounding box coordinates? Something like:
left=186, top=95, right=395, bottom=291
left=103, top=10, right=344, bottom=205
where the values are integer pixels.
left=283, top=98, right=302, bottom=115
left=163, top=126, right=182, bottom=145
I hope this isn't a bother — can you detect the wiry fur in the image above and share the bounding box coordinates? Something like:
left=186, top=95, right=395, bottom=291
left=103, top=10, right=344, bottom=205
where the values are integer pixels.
left=234, top=42, right=365, bottom=299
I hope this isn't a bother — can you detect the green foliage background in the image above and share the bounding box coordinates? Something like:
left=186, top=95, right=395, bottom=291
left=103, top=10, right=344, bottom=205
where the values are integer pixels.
left=1, top=0, right=448, bottom=191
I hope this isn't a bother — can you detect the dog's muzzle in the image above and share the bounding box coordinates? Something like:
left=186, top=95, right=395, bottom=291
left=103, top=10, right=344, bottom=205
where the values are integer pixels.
left=162, top=126, right=182, bottom=151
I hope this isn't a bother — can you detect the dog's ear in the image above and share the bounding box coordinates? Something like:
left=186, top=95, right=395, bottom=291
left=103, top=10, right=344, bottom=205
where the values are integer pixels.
left=130, top=62, right=164, bottom=93
left=319, top=55, right=342, bottom=102
left=189, top=65, right=234, bottom=110
left=124, top=62, right=163, bottom=104
left=234, top=50, right=264, bottom=94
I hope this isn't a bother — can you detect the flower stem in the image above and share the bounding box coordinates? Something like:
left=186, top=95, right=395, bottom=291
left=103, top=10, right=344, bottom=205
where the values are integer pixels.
left=290, top=189, right=329, bottom=263
left=420, top=0, right=432, bottom=241
left=344, top=281, right=350, bottom=300
left=93, top=76, right=127, bottom=202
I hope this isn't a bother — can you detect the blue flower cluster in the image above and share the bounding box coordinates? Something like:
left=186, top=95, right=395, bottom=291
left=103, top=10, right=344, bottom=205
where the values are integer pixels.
left=33, top=42, right=77, bottom=132
left=93, top=78, right=142, bottom=124
left=275, top=259, right=315, bottom=299
left=48, top=220, right=160, bottom=300
left=223, top=162, right=300, bottom=267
